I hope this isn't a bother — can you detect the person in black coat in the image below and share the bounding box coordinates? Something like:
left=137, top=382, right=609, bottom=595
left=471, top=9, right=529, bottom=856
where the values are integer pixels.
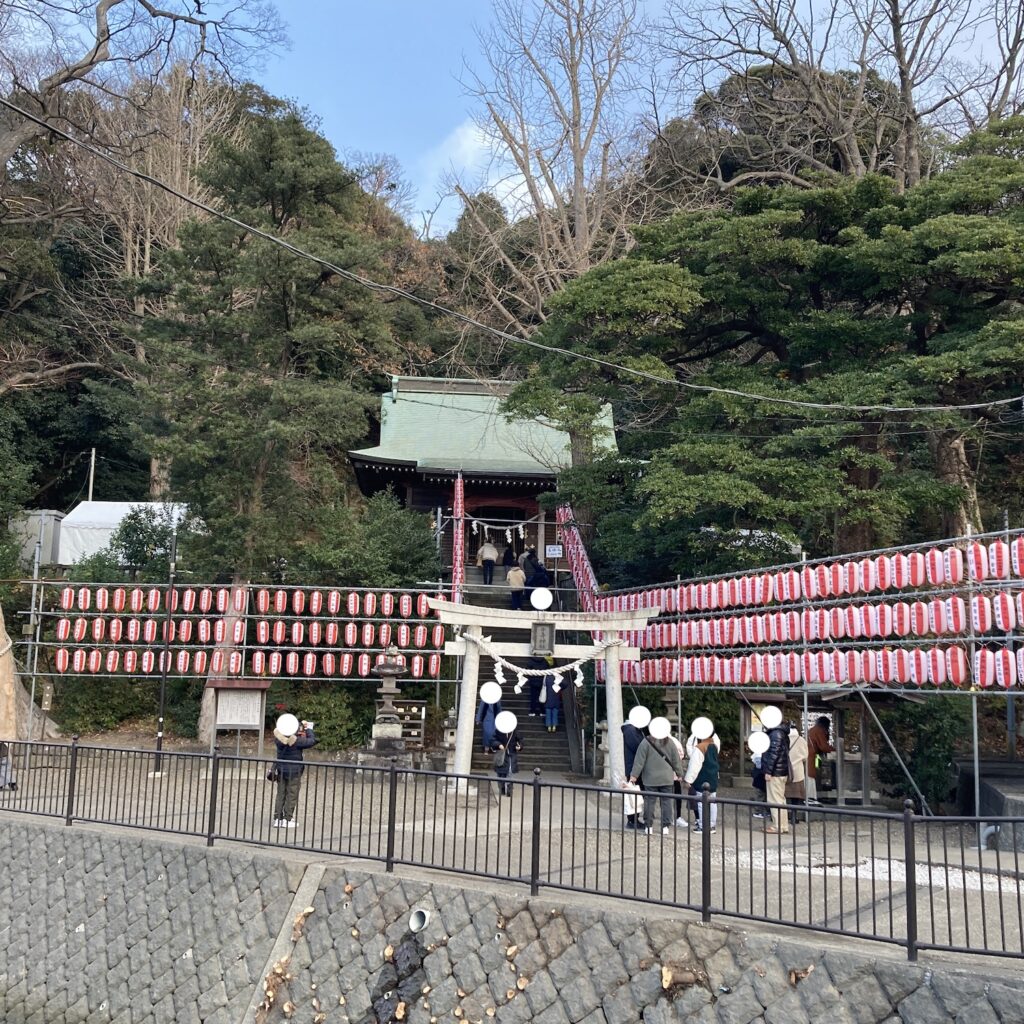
left=621, top=710, right=649, bottom=829
left=493, top=726, right=522, bottom=797
left=762, top=722, right=791, bottom=834
left=273, top=713, right=317, bottom=828
left=502, top=544, right=517, bottom=569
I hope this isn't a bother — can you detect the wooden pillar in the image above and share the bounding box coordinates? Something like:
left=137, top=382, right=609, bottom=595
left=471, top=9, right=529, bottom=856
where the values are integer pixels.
left=604, top=634, right=625, bottom=784
left=452, top=625, right=482, bottom=781
left=537, top=509, right=546, bottom=561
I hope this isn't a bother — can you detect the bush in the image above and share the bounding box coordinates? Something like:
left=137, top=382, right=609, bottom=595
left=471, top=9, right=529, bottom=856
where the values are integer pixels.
left=267, top=681, right=376, bottom=752
left=877, top=697, right=969, bottom=810
left=53, top=677, right=157, bottom=733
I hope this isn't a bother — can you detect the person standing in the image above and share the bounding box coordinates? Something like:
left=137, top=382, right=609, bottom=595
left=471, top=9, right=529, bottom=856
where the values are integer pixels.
left=760, top=707, right=790, bottom=835
left=543, top=671, right=561, bottom=732
left=493, top=711, right=522, bottom=797
left=786, top=723, right=808, bottom=824
left=506, top=563, right=526, bottom=609
left=527, top=657, right=546, bottom=716
left=478, top=539, right=499, bottom=585
left=622, top=706, right=650, bottom=829
left=806, top=716, right=834, bottom=805
left=685, top=735, right=720, bottom=833
left=273, top=714, right=317, bottom=829
left=628, top=717, right=684, bottom=835
left=476, top=697, right=502, bottom=750
left=502, top=543, right=517, bottom=570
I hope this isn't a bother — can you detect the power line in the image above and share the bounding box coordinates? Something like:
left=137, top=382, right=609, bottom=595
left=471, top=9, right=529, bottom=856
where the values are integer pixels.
left=4, top=95, right=1023, bottom=417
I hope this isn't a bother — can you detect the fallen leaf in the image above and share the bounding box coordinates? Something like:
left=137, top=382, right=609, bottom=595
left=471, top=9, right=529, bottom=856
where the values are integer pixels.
left=422, top=984, right=432, bottom=994
left=505, top=945, right=518, bottom=959
left=395, top=1002, right=406, bottom=1020
left=789, top=965, right=815, bottom=986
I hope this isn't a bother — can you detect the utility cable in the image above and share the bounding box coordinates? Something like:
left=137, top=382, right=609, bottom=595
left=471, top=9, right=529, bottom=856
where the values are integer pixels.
left=4, top=95, right=1023, bottom=416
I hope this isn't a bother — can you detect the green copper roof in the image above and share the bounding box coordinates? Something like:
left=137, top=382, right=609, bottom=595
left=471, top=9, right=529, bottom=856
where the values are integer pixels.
left=349, top=377, right=616, bottom=477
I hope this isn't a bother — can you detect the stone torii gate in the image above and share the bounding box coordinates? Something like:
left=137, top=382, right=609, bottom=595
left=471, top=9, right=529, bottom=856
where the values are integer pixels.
left=428, top=598, right=660, bottom=782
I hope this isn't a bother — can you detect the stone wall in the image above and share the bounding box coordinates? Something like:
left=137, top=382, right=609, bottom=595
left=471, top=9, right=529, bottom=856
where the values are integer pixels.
left=2, top=817, right=1024, bottom=1024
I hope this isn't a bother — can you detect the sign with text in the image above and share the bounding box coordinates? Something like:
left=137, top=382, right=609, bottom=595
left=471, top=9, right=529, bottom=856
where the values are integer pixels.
left=215, top=690, right=263, bottom=729
left=545, top=544, right=564, bottom=560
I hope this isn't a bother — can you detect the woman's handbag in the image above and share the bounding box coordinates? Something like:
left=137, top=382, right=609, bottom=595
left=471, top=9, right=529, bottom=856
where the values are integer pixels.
left=539, top=683, right=547, bottom=704
left=266, top=766, right=280, bottom=782
left=493, top=746, right=507, bottom=769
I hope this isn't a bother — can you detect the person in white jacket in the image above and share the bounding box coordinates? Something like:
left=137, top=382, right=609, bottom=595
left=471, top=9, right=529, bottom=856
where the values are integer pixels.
left=683, top=718, right=720, bottom=826
left=685, top=717, right=720, bottom=833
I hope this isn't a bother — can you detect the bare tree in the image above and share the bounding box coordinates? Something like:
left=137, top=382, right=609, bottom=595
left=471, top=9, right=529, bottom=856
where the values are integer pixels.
left=662, top=0, right=1024, bottom=191
left=0, top=0, right=283, bottom=174
left=447, top=0, right=655, bottom=347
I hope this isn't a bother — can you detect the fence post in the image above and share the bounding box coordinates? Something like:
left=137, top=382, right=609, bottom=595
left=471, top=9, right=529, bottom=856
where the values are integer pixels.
left=530, top=769, right=542, bottom=896
left=64, top=735, right=80, bottom=827
left=385, top=762, right=398, bottom=872
left=701, top=783, right=712, bottom=923
left=903, top=799, right=918, bottom=962
left=206, top=750, right=220, bottom=848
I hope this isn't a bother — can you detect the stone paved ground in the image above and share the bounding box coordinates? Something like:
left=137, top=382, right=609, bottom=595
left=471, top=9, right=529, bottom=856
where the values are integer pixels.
left=2, top=745, right=1021, bottom=961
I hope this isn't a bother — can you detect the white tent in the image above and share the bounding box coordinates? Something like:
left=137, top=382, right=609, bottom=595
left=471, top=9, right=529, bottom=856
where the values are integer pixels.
left=57, top=501, right=188, bottom=565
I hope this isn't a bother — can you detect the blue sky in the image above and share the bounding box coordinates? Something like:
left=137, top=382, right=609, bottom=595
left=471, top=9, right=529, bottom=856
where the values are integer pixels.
left=259, top=1, right=495, bottom=232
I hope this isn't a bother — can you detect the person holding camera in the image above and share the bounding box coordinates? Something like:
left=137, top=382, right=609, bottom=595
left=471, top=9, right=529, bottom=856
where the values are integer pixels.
left=272, top=713, right=317, bottom=828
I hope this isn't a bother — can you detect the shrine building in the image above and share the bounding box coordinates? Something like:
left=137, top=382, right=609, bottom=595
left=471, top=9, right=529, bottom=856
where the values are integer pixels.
left=348, top=376, right=615, bottom=560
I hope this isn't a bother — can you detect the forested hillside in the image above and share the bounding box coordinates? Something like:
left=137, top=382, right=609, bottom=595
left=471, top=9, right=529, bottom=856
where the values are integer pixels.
left=3, top=0, right=1024, bottom=597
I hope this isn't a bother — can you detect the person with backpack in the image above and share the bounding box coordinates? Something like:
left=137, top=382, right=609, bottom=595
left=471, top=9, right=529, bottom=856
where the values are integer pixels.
left=759, top=706, right=791, bottom=834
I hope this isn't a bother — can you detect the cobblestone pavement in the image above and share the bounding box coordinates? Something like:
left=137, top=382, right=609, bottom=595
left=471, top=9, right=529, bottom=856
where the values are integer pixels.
left=2, top=744, right=1021, bottom=958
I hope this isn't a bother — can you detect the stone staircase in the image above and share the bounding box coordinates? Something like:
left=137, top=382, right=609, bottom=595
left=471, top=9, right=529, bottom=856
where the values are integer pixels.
left=462, top=565, right=573, bottom=776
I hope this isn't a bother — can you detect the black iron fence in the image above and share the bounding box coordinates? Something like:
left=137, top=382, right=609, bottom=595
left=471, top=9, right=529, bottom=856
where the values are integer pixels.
left=1, top=738, right=1020, bottom=962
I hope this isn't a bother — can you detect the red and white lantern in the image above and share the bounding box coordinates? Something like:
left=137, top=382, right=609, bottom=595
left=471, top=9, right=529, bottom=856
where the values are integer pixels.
left=130, top=588, right=145, bottom=613
left=327, top=590, right=342, bottom=616
left=73, top=617, right=88, bottom=642
left=344, top=622, right=358, bottom=647
left=88, top=649, right=102, bottom=674
left=77, top=587, right=91, bottom=612
left=292, top=590, right=306, bottom=616
left=251, top=652, right=266, bottom=675
left=362, top=623, right=375, bottom=647
left=994, top=592, right=1017, bottom=632
left=801, top=566, right=817, bottom=601
left=358, top=653, right=371, bottom=677
left=309, top=621, right=322, bottom=646
left=113, top=588, right=127, bottom=612
left=176, top=651, right=190, bottom=675
left=414, top=625, right=427, bottom=648
left=216, top=588, right=230, bottom=614
left=814, top=564, right=831, bottom=598
left=286, top=652, right=299, bottom=676
left=831, top=650, right=848, bottom=683
left=929, top=600, right=948, bottom=635
left=845, top=561, right=861, bottom=594
left=198, top=588, right=213, bottom=613
left=106, top=650, right=121, bottom=674
left=989, top=540, right=1011, bottom=580
left=71, top=649, right=86, bottom=673
left=321, top=652, right=336, bottom=676
left=829, top=563, right=846, bottom=597
left=191, top=651, right=205, bottom=676
left=142, top=650, right=155, bottom=674
left=926, top=548, right=945, bottom=585
left=947, top=647, right=968, bottom=686
left=95, top=588, right=109, bottom=612
left=996, top=647, right=1017, bottom=689
left=292, top=621, right=305, bottom=646
left=303, top=652, right=317, bottom=677
left=944, top=547, right=964, bottom=584
left=417, top=594, right=431, bottom=617
left=859, top=558, right=878, bottom=592
left=928, top=647, right=947, bottom=686
left=144, top=619, right=158, bottom=644
left=257, top=589, right=271, bottom=614
left=364, top=592, right=377, bottom=617
left=893, top=602, right=912, bottom=637
left=893, top=649, right=912, bottom=685
left=971, top=594, right=993, bottom=634
left=309, top=591, right=324, bottom=616
left=910, top=649, right=928, bottom=686
left=325, top=622, right=339, bottom=646
left=146, top=588, right=161, bottom=613
left=829, top=607, right=846, bottom=640
left=381, top=592, right=395, bottom=617
left=273, top=620, right=286, bottom=645
left=178, top=620, right=192, bottom=644
left=197, top=619, right=210, bottom=644
left=910, top=602, right=930, bottom=637
left=945, top=596, right=967, bottom=634
left=397, top=624, right=411, bottom=648
left=274, top=589, right=288, bottom=614
left=1012, top=537, right=1024, bottom=577
left=56, top=619, right=71, bottom=642
left=967, top=542, right=989, bottom=581
left=91, top=617, right=105, bottom=643
left=891, top=554, right=910, bottom=590
left=60, top=587, right=75, bottom=611
left=845, top=605, right=864, bottom=639
left=875, top=555, right=893, bottom=591
left=974, top=648, right=996, bottom=688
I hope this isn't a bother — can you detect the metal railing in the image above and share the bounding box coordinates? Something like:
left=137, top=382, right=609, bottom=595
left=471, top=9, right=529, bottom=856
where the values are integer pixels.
left=0, top=738, right=1021, bottom=961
